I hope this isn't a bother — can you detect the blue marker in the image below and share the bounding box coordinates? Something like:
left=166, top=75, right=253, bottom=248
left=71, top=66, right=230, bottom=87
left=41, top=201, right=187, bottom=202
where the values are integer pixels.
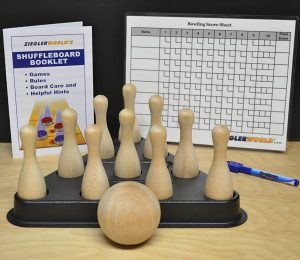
left=227, top=161, right=299, bottom=187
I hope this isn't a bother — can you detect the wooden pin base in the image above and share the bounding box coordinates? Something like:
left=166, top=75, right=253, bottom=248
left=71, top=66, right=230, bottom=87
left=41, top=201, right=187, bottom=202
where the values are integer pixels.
left=7, top=139, right=247, bottom=228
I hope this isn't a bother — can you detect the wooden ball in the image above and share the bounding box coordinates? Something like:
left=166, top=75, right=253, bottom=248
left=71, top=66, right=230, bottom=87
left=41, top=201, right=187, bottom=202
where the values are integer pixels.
left=97, top=181, right=161, bottom=245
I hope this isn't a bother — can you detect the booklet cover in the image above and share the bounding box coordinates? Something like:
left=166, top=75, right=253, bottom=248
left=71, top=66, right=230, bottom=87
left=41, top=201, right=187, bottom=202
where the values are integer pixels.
left=3, top=22, right=93, bottom=158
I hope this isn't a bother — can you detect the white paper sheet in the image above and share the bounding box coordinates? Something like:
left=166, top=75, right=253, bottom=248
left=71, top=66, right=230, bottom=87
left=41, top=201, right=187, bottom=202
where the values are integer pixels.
left=126, top=14, right=297, bottom=151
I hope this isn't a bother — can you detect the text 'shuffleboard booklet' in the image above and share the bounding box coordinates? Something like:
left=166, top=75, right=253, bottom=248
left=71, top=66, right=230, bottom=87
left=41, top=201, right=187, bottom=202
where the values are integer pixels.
left=126, top=14, right=298, bottom=151
left=3, top=22, right=93, bottom=158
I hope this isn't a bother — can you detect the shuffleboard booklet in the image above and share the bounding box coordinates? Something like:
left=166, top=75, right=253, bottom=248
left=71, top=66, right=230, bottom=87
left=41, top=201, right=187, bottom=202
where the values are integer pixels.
left=3, top=22, right=93, bottom=158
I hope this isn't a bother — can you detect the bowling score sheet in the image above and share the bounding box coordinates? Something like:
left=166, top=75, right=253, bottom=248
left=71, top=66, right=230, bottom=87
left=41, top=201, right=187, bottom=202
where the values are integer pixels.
left=125, top=14, right=298, bottom=151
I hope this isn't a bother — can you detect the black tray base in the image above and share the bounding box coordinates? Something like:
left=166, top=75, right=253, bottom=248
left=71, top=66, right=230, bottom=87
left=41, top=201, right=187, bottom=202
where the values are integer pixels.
left=7, top=139, right=247, bottom=228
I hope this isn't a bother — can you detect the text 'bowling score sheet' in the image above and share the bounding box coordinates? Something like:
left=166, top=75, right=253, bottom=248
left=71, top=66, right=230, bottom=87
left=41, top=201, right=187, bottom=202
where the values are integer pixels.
left=125, top=14, right=298, bottom=151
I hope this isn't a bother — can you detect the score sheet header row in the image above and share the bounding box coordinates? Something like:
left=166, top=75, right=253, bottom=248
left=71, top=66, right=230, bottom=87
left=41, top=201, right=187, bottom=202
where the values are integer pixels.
left=131, top=28, right=291, bottom=41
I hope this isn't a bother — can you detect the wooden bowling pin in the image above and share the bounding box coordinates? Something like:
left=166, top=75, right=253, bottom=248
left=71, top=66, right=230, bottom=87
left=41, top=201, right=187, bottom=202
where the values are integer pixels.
left=204, top=125, right=233, bottom=200
left=81, top=125, right=109, bottom=200
left=118, top=83, right=141, bottom=143
left=58, top=108, right=84, bottom=178
left=143, top=95, right=168, bottom=159
left=172, top=108, right=199, bottom=178
left=145, top=125, right=173, bottom=200
left=115, top=109, right=141, bottom=178
left=17, top=125, right=46, bottom=200
left=93, top=95, right=115, bottom=159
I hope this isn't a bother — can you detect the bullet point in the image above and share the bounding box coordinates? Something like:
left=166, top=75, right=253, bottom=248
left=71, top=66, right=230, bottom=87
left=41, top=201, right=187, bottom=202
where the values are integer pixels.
left=26, top=93, right=28, bottom=95
left=25, top=80, right=27, bottom=82
left=25, top=74, right=27, bottom=76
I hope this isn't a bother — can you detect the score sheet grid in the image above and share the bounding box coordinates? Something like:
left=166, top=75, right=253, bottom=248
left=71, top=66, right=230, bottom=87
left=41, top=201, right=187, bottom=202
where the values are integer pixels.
left=126, top=16, right=296, bottom=151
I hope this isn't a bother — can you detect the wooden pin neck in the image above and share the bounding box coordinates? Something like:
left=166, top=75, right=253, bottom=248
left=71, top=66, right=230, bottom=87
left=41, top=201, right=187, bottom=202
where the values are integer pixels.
left=85, top=125, right=101, bottom=157
left=20, top=125, right=37, bottom=159
left=150, top=125, right=166, bottom=160
left=62, top=108, right=77, bottom=129
left=150, top=117, right=162, bottom=126
left=178, top=109, right=194, bottom=142
left=121, top=125, right=134, bottom=142
left=95, top=114, right=107, bottom=125
left=123, top=84, right=136, bottom=110
left=61, top=108, right=78, bottom=141
left=94, top=95, right=108, bottom=125
left=124, top=102, right=135, bottom=111
left=213, top=146, right=227, bottom=161
left=211, top=124, right=230, bottom=162
left=119, top=109, right=134, bottom=141
left=149, top=96, right=163, bottom=126
left=151, top=146, right=166, bottom=161
left=23, top=149, right=37, bottom=159
left=63, top=127, right=77, bottom=139
left=179, top=125, right=193, bottom=144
